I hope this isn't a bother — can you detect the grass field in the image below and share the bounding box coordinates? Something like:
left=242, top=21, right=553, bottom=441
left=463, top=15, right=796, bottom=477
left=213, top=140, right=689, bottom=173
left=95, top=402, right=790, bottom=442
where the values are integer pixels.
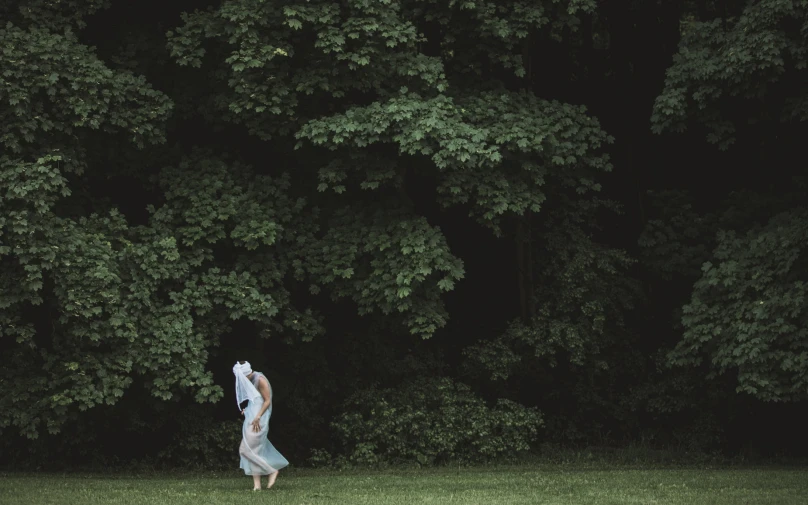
left=2, top=465, right=807, bottom=505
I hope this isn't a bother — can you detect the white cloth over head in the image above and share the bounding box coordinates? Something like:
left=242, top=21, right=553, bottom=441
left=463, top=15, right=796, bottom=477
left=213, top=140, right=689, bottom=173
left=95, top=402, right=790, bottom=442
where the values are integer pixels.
left=233, top=361, right=261, bottom=409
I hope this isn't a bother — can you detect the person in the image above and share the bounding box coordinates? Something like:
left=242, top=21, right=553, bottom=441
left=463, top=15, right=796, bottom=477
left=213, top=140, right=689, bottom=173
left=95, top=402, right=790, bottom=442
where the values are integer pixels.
left=233, top=360, right=288, bottom=490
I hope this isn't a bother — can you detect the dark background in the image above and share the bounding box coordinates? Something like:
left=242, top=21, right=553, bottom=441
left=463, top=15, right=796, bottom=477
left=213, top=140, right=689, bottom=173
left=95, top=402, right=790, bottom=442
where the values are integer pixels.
left=2, top=0, right=807, bottom=468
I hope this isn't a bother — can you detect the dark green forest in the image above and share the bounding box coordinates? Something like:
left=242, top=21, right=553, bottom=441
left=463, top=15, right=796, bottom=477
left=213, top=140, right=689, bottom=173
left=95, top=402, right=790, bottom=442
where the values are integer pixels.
left=1, top=0, right=807, bottom=469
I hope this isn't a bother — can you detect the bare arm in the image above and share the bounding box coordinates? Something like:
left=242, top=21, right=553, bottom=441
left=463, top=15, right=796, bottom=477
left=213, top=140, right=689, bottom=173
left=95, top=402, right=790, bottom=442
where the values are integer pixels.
left=250, top=376, right=272, bottom=432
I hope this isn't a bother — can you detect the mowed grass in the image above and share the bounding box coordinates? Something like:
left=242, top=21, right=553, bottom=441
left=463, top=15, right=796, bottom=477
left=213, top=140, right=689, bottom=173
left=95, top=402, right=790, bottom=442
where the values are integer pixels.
left=1, top=465, right=807, bottom=505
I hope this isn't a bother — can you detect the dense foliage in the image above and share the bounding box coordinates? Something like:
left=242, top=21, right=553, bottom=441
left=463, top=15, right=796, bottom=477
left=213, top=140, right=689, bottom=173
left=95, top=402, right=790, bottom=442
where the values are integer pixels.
left=1, top=0, right=807, bottom=467
left=330, top=377, right=542, bottom=465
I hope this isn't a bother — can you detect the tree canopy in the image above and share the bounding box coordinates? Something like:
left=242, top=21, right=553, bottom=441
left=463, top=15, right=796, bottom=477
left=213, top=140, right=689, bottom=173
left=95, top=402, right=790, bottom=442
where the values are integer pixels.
left=1, top=0, right=806, bottom=464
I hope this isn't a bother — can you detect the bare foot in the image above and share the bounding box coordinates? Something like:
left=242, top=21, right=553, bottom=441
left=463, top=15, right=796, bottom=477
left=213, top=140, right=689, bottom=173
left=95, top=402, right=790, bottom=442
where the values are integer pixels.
left=266, top=471, right=279, bottom=489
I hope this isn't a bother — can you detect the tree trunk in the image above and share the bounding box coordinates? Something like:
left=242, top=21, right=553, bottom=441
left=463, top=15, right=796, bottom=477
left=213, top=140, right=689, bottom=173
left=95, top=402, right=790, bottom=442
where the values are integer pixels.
left=516, top=214, right=534, bottom=322
left=526, top=210, right=535, bottom=319
left=397, top=164, right=415, bottom=210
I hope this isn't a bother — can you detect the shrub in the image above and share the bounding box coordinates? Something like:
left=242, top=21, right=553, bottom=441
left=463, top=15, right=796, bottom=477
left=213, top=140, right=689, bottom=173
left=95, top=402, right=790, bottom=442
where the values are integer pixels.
left=332, top=377, right=543, bottom=465
left=158, top=414, right=242, bottom=469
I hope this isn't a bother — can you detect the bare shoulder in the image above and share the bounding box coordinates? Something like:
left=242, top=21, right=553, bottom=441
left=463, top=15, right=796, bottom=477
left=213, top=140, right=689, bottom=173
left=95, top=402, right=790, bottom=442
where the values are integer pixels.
left=256, top=374, right=272, bottom=401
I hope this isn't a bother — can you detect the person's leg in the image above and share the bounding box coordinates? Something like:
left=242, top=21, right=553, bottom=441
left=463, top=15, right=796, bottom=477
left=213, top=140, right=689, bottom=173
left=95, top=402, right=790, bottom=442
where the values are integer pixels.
left=241, top=429, right=272, bottom=490
left=267, top=471, right=279, bottom=489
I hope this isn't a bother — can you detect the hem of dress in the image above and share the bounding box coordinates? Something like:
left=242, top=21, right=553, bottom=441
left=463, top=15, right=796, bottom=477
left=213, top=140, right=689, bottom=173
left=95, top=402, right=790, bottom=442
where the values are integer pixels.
left=240, top=465, right=287, bottom=476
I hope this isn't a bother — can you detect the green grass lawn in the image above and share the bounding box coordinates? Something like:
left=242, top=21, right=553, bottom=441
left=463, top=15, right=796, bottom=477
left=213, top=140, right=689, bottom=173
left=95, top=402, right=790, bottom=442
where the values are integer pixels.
left=2, top=465, right=807, bottom=505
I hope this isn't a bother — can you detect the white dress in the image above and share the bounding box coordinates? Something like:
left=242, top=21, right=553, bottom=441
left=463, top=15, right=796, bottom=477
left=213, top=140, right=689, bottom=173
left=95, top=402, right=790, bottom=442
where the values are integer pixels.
left=238, top=372, right=289, bottom=475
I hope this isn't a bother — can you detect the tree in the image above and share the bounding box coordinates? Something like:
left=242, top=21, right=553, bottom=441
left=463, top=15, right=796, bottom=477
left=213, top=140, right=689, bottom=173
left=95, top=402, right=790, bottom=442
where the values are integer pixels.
left=671, top=208, right=808, bottom=401
left=652, top=0, right=808, bottom=150
left=1, top=0, right=613, bottom=440
left=0, top=3, right=176, bottom=437
left=650, top=0, right=808, bottom=402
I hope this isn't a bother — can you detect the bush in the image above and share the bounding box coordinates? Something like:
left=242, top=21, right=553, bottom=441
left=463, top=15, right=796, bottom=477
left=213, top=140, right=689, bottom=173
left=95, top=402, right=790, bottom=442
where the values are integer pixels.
left=331, top=377, right=543, bottom=465
left=158, top=414, right=242, bottom=469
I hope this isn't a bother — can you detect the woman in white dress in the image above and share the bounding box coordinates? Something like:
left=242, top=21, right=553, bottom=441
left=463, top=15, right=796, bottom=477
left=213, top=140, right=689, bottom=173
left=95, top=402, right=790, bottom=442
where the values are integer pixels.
left=233, top=361, right=289, bottom=490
